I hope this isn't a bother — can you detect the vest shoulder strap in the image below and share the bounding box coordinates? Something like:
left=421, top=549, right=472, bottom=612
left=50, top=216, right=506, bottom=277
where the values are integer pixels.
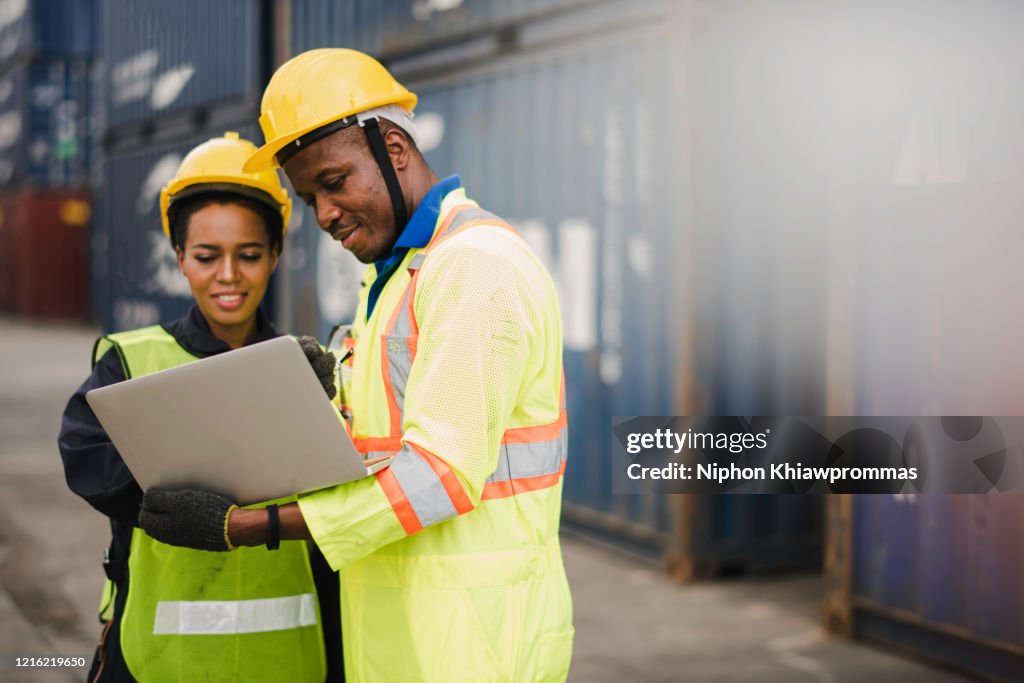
left=93, top=326, right=192, bottom=379
left=410, top=205, right=519, bottom=276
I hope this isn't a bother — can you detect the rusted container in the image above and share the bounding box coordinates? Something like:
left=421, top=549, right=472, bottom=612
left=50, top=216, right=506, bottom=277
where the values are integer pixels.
left=825, top=495, right=1024, bottom=682
left=0, top=188, right=91, bottom=318
left=0, top=191, right=18, bottom=310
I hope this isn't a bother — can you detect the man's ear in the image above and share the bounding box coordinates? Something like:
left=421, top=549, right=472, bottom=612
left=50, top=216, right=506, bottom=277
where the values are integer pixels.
left=385, top=127, right=412, bottom=172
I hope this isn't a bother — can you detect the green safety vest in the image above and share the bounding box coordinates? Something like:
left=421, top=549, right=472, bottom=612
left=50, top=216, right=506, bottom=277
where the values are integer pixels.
left=94, top=325, right=326, bottom=682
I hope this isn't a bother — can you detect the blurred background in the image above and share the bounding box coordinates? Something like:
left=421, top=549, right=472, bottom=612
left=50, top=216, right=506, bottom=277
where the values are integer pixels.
left=1, top=1, right=1022, bottom=681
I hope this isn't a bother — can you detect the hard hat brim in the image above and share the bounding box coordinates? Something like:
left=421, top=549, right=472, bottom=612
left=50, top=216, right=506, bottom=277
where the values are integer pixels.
left=161, top=179, right=292, bottom=239
left=244, top=92, right=417, bottom=173
left=243, top=138, right=288, bottom=173
left=168, top=182, right=283, bottom=215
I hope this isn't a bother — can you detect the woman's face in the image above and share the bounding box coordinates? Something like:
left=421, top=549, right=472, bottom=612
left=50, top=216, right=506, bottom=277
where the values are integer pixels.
left=176, top=203, right=279, bottom=345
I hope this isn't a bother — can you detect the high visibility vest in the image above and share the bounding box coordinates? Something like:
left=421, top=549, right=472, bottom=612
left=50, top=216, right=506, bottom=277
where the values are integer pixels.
left=94, top=326, right=326, bottom=682
left=299, top=188, right=574, bottom=682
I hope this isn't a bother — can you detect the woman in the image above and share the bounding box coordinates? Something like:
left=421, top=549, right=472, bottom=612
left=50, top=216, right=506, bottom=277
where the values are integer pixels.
left=58, top=132, right=340, bottom=682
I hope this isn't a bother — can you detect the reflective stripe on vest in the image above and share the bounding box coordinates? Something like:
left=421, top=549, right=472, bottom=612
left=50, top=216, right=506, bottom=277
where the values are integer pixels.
left=153, top=594, right=318, bottom=635
left=371, top=204, right=568, bottom=534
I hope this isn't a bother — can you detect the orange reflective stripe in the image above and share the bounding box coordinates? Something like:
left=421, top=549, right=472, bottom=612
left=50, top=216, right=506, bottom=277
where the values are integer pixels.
left=482, top=461, right=566, bottom=500
left=409, top=442, right=475, bottom=514
left=503, top=410, right=567, bottom=444
left=353, top=436, right=402, bottom=453
left=376, top=466, right=423, bottom=535
left=424, top=204, right=469, bottom=249
left=431, top=218, right=517, bottom=252
left=384, top=283, right=409, bottom=334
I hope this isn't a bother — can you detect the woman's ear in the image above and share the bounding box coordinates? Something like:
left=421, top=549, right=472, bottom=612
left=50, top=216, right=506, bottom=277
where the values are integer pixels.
left=270, top=245, right=281, bottom=273
left=176, top=245, right=185, bottom=274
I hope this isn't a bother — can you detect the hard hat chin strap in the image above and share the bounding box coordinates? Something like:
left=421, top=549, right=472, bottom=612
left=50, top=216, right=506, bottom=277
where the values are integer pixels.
left=361, top=117, right=409, bottom=234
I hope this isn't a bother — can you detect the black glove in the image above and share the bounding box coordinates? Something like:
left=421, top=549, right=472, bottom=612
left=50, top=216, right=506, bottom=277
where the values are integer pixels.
left=139, top=488, right=237, bottom=552
left=297, top=335, right=337, bottom=400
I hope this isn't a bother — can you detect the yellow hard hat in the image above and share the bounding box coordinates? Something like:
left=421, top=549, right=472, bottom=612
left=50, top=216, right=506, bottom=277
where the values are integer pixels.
left=244, top=48, right=417, bottom=172
left=160, top=131, right=293, bottom=237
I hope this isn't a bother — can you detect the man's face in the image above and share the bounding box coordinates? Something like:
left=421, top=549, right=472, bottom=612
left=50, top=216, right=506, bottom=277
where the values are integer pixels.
left=283, top=127, right=399, bottom=264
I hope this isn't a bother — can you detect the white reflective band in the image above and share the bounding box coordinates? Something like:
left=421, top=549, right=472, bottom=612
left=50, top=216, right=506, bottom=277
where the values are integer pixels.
left=408, top=253, right=426, bottom=271
left=152, top=593, right=318, bottom=635
left=488, top=430, right=567, bottom=483
left=389, top=445, right=458, bottom=528
left=441, top=206, right=500, bottom=237
left=385, top=335, right=412, bottom=411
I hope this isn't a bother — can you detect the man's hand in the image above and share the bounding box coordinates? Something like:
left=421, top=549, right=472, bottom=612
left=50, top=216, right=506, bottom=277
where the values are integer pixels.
left=297, top=336, right=337, bottom=400
left=139, top=488, right=238, bottom=552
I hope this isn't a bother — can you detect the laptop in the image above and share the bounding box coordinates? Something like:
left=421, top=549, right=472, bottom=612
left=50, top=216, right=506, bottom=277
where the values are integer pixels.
left=86, top=335, right=389, bottom=505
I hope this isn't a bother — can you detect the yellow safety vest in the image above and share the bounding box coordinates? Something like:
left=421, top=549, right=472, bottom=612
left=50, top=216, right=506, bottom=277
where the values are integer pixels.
left=94, top=326, right=326, bottom=682
left=298, top=188, right=574, bottom=682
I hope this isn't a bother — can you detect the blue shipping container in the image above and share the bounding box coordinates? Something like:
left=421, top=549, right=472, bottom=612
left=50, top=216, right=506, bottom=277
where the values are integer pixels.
left=92, top=122, right=263, bottom=332
left=0, top=0, right=95, bottom=62
left=100, top=0, right=266, bottom=129
left=843, top=495, right=1024, bottom=682
left=0, top=57, right=90, bottom=189
left=290, top=0, right=600, bottom=60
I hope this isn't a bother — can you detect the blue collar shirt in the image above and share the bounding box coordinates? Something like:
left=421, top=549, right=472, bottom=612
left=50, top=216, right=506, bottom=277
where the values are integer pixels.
left=366, top=174, right=462, bottom=319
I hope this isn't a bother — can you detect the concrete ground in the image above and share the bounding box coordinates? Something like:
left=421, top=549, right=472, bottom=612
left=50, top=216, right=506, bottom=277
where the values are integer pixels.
left=0, top=316, right=972, bottom=683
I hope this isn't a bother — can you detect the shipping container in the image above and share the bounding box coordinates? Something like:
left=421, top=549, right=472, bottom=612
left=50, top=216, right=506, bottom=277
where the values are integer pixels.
left=667, top=495, right=823, bottom=580
left=289, top=0, right=604, bottom=61
left=0, top=187, right=90, bottom=318
left=839, top=0, right=1024, bottom=418
left=100, top=0, right=268, bottom=132
left=0, top=187, right=17, bottom=309
left=0, top=56, right=91, bottom=189
left=0, top=0, right=96, bottom=62
left=91, top=120, right=265, bottom=332
left=826, top=495, right=1024, bottom=683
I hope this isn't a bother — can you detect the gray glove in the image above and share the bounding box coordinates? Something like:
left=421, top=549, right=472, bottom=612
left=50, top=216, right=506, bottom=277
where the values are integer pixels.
left=139, top=488, right=237, bottom=552
left=297, top=335, right=337, bottom=400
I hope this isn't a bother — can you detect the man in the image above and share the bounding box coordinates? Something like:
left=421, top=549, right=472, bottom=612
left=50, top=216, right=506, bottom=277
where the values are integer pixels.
left=140, top=48, right=574, bottom=682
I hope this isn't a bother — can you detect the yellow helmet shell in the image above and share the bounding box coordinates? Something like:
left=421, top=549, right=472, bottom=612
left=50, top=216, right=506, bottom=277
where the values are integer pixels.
left=160, top=131, right=293, bottom=238
left=244, top=48, right=417, bottom=172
